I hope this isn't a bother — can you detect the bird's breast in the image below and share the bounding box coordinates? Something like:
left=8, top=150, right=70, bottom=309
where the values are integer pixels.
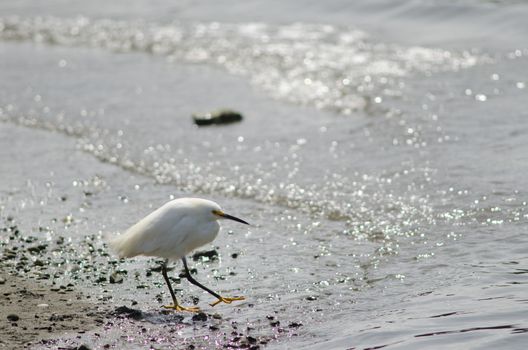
left=186, top=220, right=220, bottom=253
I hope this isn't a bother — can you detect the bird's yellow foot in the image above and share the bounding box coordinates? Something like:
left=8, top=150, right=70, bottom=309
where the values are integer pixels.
left=210, top=296, right=245, bottom=307
left=162, top=304, right=200, bottom=312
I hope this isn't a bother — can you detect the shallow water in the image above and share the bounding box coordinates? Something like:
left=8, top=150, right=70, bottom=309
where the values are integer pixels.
left=1, top=1, right=528, bottom=349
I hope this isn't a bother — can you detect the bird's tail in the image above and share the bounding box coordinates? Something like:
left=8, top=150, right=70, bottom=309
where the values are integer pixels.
left=106, top=231, right=138, bottom=258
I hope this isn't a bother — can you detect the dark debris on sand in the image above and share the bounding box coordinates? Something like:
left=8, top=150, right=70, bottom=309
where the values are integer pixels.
left=192, top=249, right=219, bottom=262
left=0, top=219, right=292, bottom=350
left=111, top=306, right=144, bottom=320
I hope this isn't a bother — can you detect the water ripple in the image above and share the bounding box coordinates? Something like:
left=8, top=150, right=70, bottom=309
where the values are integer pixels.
left=0, top=16, right=485, bottom=114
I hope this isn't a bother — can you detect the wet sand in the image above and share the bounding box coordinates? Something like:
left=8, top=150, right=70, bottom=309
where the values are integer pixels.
left=0, top=268, right=104, bottom=349
left=0, top=223, right=277, bottom=349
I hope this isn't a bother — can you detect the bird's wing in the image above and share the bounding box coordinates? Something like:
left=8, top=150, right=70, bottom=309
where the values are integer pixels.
left=111, top=205, right=191, bottom=259
left=137, top=213, right=196, bottom=258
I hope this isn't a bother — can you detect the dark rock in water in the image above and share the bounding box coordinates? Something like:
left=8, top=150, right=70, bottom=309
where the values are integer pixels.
left=7, top=314, right=19, bottom=322
left=27, top=244, right=48, bottom=254
left=288, top=322, right=303, bottom=328
left=192, top=249, right=219, bottom=262
left=3, top=249, right=17, bottom=260
left=95, top=276, right=107, bottom=284
left=192, top=312, right=208, bottom=322
left=112, top=306, right=143, bottom=320
left=0, top=277, right=6, bottom=284
left=306, top=295, right=318, bottom=301
left=109, top=272, right=124, bottom=284
left=77, top=345, right=92, bottom=350
left=231, top=253, right=239, bottom=259
left=155, top=294, right=163, bottom=303
left=192, top=109, right=243, bottom=126
left=247, top=336, right=257, bottom=344
left=33, top=259, right=45, bottom=267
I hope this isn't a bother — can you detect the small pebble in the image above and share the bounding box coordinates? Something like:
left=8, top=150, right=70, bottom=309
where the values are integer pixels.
left=192, top=312, right=208, bottom=322
left=7, top=314, right=19, bottom=322
left=33, top=260, right=45, bottom=267
left=95, top=276, right=107, bottom=283
left=113, top=306, right=143, bottom=320
left=192, top=249, right=219, bottom=262
left=109, top=272, right=124, bottom=284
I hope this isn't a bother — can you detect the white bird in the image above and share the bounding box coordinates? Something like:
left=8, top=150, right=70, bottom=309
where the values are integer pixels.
left=109, top=197, right=249, bottom=312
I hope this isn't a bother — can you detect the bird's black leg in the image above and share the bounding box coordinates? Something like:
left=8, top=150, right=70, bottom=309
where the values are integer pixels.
left=182, top=257, right=221, bottom=298
left=182, top=257, right=245, bottom=307
left=161, top=259, right=200, bottom=312
left=161, top=260, right=178, bottom=304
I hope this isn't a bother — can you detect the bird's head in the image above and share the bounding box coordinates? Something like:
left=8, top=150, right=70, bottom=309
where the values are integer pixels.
left=212, top=208, right=249, bottom=225
left=194, top=198, right=250, bottom=225
left=190, top=198, right=249, bottom=225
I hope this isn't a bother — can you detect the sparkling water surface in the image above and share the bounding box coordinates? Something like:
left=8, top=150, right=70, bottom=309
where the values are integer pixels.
left=1, top=1, right=527, bottom=349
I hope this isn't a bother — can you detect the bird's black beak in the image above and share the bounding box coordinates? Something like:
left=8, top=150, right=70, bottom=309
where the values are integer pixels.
left=214, top=210, right=250, bottom=225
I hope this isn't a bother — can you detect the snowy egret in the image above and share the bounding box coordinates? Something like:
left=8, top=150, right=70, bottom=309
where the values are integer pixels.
left=109, top=198, right=249, bottom=312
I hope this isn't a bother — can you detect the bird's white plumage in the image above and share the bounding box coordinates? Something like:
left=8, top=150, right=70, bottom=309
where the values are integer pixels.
left=109, top=197, right=249, bottom=310
left=109, top=198, right=222, bottom=260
